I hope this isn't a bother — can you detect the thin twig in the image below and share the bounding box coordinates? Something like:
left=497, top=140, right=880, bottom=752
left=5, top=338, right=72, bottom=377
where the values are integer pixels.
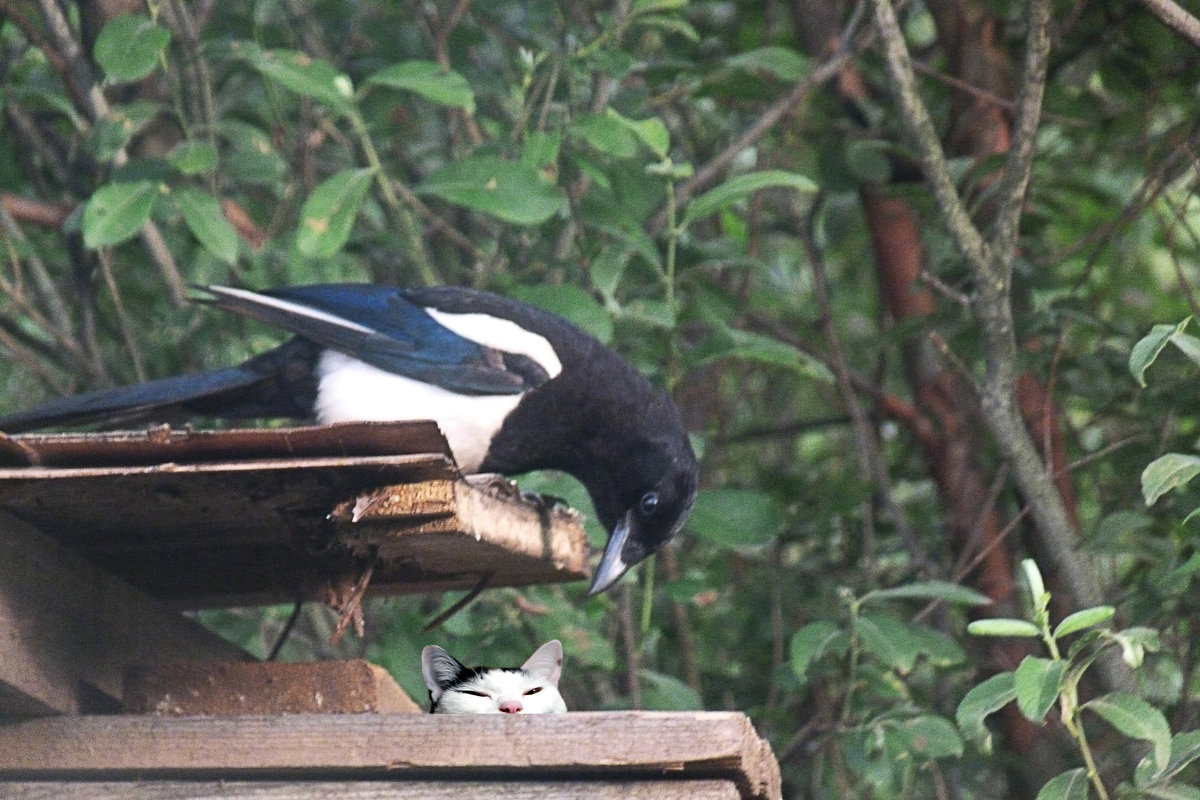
left=421, top=573, right=492, bottom=632
left=96, top=249, right=147, bottom=381
left=800, top=197, right=931, bottom=574
left=649, top=15, right=871, bottom=235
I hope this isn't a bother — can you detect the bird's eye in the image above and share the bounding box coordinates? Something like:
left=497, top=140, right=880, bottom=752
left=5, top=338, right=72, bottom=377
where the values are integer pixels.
left=524, top=687, right=543, bottom=696
left=639, top=491, right=660, bottom=516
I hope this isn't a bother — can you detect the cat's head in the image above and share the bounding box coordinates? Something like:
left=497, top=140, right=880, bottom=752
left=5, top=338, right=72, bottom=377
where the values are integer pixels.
left=421, top=639, right=567, bottom=715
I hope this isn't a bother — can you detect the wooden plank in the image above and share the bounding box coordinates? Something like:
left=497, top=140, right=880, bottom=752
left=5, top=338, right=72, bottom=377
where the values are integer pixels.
left=123, top=660, right=422, bottom=715
left=2, top=781, right=741, bottom=799
left=334, top=476, right=589, bottom=591
left=0, top=458, right=587, bottom=605
left=0, top=712, right=781, bottom=800
left=0, top=421, right=452, bottom=468
left=0, top=512, right=251, bottom=716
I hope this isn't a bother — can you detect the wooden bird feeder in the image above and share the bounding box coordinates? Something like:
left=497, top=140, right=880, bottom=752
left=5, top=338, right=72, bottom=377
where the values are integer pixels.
left=0, top=421, right=781, bottom=799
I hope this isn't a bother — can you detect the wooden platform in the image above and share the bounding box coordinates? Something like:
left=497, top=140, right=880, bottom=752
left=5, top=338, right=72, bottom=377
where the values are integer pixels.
left=0, top=712, right=781, bottom=800
left=0, top=422, right=588, bottom=606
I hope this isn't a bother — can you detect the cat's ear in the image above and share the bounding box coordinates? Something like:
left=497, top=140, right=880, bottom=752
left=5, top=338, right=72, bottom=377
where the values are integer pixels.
left=521, top=639, right=563, bottom=686
left=422, top=645, right=466, bottom=701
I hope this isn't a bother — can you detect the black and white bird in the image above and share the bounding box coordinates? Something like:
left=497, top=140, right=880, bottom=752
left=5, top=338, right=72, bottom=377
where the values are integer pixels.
left=0, top=284, right=698, bottom=594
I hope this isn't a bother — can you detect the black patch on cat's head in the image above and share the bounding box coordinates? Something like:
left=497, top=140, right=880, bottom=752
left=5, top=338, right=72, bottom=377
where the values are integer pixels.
left=422, top=644, right=527, bottom=713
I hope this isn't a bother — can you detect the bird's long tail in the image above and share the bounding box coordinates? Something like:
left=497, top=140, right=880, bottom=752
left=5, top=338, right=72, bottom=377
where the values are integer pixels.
left=0, top=338, right=319, bottom=433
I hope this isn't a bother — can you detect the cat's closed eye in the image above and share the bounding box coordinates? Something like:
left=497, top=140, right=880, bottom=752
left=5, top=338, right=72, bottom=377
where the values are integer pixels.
left=524, top=687, right=542, bottom=696
left=461, top=690, right=489, bottom=698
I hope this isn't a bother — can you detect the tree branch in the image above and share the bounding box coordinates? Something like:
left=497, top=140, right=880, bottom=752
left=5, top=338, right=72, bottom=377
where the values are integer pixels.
left=988, top=0, right=1051, bottom=267
left=1137, top=0, right=1200, bottom=50
left=869, top=0, right=990, bottom=273
left=871, top=0, right=1118, bottom=635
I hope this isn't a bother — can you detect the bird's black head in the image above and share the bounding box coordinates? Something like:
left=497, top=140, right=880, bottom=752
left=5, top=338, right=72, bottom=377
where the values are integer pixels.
left=586, top=432, right=698, bottom=595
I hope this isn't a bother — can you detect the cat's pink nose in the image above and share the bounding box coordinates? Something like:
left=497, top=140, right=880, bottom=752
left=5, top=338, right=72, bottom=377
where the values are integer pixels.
left=499, top=700, right=523, bottom=714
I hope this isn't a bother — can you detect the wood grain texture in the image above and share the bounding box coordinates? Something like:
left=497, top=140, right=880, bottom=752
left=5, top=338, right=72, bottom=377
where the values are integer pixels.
left=0, top=512, right=251, bottom=716
left=2, top=780, right=741, bottom=799
left=0, top=711, right=780, bottom=800
left=0, top=435, right=587, bottom=605
left=122, top=659, right=421, bottom=715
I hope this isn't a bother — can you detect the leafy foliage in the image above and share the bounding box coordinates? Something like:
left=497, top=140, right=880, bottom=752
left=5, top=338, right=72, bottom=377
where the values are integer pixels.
left=3, top=2, right=1200, bottom=798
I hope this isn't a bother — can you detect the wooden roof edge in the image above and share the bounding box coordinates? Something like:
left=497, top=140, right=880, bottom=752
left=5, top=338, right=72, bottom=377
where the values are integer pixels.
left=331, top=473, right=591, bottom=577
left=0, top=711, right=781, bottom=799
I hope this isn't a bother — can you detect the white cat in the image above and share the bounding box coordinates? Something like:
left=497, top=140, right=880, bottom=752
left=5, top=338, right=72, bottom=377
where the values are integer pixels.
left=421, top=639, right=567, bottom=714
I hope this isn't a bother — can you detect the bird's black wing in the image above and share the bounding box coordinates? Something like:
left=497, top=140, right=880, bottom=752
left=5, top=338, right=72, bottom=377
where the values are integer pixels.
left=199, top=285, right=532, bottom=395
left=0, top=338, right=318, bottom=432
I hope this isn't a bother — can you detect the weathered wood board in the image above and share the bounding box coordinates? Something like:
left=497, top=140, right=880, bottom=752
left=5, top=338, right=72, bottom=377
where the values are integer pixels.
left=122, top=659, right=422, bottom=715
left=1, top=781, right=742, bottom=799
left=0, top=512, right=251, bottom=716
left=0, top=423, right=589, bottom=605
left=0, top=712, right=781, bottom=800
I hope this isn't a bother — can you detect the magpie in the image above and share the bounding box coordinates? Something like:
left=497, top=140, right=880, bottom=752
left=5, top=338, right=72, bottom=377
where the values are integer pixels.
left=0, top=284, right=698, bottom=594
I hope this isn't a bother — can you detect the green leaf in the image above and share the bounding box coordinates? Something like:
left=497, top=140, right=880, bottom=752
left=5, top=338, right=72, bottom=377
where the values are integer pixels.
left=366, top=60, right=475, bottom=113
left=905, top=623, right=967, bottom=667
left=219, top=121, right=287, bottom=184
left=1053, top=606, right=1114, bottom=639
left=1014, top=656, right=1066, bottom=723
left=93, top=101, right=161, bottom=161
left=248, top=47, right=354, bottom=113
left=1131, top=319, right=1189, bottom=387
left=1092, top=510, right=1153, bottom=542
left=1085, top=692, right=1171, bottom=772
left=605, top=108, right=670, bottom=159
left=1022, top=558, right=1048, bottom=609
left=167, top=141, right=219, bottom=176
left=695, top=326, right=834, bottom=382
left=1170, top=332, right=1200, bottom=369
left=683, top=170, right=817, bottom=226
left=967, top=618, right=1041, bottom=638
left=573, top=114, right=641, bottom=159
left=82, top=181, right=157, bottom=248
left=1143, top=785, right=1200, bottom=800
left=892, top=715, right=963, bottom=760
left=725, top=46, right=811, bottom=82
left=1138, top=731, right=1200, bottom=788
left=638, top=669, right=702, bottom=710
left=1112, top=627, right=1161, bottom=669
left=521, top=131, right=563, bottom=171
left=632, top=0, right=688, bottom=14
left=956, top=672, right=1017, bottom=751
left=1035, top=769, right=1090, bottom=800
left=1142, top=453, right=1200, bottom=506
left=296, top=168, right=376, bottom=258
left=855, top=613, right=919, bottom=673
left=418, top=155, right=566, bottom=225
left=687, top=488, right=783, bottom=549
left=632, top=13, right=700, bottom=42
left=790, top=621, right=848, bottom=680
left=94, top=14, right=171, bottom=84
left=509, top=284, right=612, bottom=343
left=863, top=580, right=992, bottom=607
left=173, top=187, right=239, bottom=264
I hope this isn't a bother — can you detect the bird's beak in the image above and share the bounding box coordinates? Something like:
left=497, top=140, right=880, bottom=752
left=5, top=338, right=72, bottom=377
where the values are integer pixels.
left=588, top=510, right=633, bottom=595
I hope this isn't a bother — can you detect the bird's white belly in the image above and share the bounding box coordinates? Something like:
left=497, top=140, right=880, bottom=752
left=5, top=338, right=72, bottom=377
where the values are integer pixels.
left=315, top=351, right=522, bottom=473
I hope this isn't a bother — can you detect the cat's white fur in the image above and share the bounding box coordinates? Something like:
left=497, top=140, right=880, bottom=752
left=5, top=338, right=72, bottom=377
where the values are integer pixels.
left=421, top=639, right=567, bottom=714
